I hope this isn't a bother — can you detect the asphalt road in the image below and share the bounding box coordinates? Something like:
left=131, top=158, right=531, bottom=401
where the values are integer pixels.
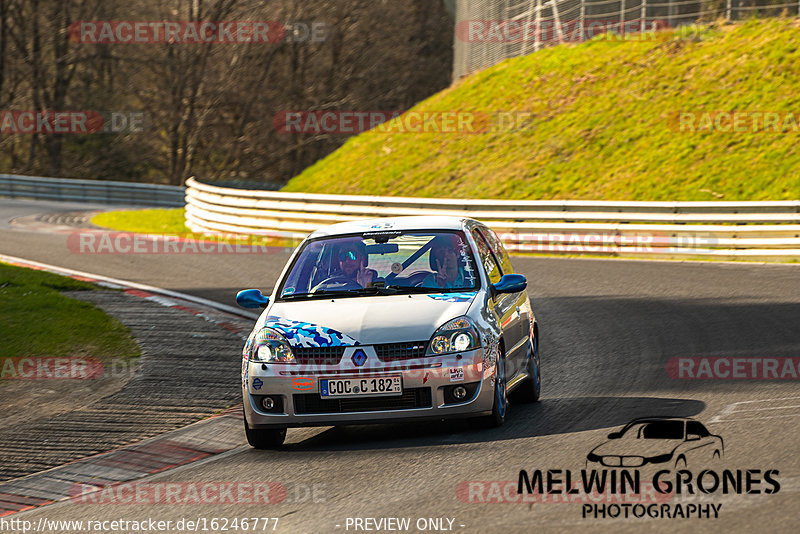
left=2, top=198, right=799, bottom=533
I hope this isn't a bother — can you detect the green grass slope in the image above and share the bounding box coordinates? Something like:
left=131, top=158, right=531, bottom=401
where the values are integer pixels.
left=283, top=19, right=800, bottom=200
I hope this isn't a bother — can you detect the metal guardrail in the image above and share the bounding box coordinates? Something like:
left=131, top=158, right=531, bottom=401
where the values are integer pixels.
left=185, top=177, right=800, bottom=259
left=0, top=174, right=185, bottom=208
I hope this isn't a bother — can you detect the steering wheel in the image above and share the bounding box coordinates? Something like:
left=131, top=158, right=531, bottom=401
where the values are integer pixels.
left=311, top=276, right=362, bottom=293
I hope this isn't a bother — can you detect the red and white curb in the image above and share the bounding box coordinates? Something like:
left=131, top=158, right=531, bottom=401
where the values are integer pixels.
left=0, top=407, right=246, bottom=517
left=0, top=254, right=258, bottom=517
left=0, top=254, right=259, bottom=335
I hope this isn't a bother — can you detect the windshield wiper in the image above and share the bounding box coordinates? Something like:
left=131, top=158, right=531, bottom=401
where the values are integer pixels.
left=280, top=287, right=399, bottom=300
left=280, top=290, right=345, bottom=300
left=341, top=286, right=399, bottom=296
left=384, top=285, right=442, bottom=294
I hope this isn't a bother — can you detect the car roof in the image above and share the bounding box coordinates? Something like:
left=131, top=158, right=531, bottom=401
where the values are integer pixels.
left=622, top=417, right=697, bottom=425
left=307, top=216, right=475, bottom=239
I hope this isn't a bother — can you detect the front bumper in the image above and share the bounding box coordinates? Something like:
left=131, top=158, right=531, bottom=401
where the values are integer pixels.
left=242, top=346, right=495, bottom=429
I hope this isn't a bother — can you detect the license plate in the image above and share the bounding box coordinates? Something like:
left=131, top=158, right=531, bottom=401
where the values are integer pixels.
left=320, top=376, right=402, bottom=398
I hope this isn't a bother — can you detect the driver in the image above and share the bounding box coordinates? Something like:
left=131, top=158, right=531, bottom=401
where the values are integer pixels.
left=336, top=241, right=377, bottom=288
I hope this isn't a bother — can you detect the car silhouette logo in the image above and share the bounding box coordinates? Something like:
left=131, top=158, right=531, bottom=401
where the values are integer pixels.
left=352, top=349, right=367, bottom=367
left=586, top=417, right=724, bottom=469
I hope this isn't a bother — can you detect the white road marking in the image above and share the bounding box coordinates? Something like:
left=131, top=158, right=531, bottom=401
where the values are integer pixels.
left=709, top=396, right=800, bottom=423
left=0, top=252, right=257, bottom=319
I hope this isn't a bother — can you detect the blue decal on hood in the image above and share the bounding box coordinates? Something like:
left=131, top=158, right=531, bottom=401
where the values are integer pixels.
left=426, top=292, right=477, bottom=303
left=265, top=316, right=360, bottom=348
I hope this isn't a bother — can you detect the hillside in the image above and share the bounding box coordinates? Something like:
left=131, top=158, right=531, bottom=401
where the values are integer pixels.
left=283, top=19, right=800, bottom=200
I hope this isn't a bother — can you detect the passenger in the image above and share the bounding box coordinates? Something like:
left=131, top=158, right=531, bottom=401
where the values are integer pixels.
left=423, top=235, right=466, bottom=289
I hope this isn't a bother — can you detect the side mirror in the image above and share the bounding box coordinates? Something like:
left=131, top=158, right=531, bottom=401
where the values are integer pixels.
left=236, top=289, right=270, bottom=309
left=492, top=274, right=527, bottom=295
left=608, top=432, right=622, bottom=440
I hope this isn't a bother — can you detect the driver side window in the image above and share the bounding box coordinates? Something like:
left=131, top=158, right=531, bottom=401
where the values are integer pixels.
left=471, top=229, right=502, bottom=284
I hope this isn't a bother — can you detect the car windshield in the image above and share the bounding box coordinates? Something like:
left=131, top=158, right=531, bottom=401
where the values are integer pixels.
left=278, top=230, right=479, bottom=299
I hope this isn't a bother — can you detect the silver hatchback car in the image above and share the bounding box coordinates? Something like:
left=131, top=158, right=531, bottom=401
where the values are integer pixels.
left=235, top=216, right=541, bottom=448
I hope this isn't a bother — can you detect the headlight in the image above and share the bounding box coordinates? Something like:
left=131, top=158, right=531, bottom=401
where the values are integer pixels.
left=248, top=328, right=295, bottom=363
left=647, top=453, right=674, bottom=464
left=426, top=316, right=480, bottom=356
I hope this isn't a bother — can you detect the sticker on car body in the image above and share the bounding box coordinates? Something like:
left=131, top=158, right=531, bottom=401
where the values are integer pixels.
left=264, top=316, right=360, bottom=348
left=426, top=292, right=477, bottom=303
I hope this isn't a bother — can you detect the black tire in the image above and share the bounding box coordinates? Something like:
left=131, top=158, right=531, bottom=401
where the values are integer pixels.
left=510, top=335, right=541, bottom=403
left=482, top=348, right=508, bottom=428
left=243, top=408, right=286, bottom=449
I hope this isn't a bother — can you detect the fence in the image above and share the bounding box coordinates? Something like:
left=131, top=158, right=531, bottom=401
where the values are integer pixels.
left=0, top=174, right=185, bottom=208
left=453, top=0, right=799, bottom=78
left=185, top=178, right=800, bottom=259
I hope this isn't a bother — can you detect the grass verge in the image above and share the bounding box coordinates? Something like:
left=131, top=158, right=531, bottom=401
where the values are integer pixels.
left=91, top=208, right=189, bottom=234
left=91, top=208, right=298, bottom=249
left=0, top=262, right=140, bottom=362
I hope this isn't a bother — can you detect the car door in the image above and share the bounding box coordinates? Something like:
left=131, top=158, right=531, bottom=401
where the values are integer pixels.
left=471, top=227, right=525, bottom=378
left=482, top=226, right=531, bottom=344
left=684, top=420, right=717, bottom=466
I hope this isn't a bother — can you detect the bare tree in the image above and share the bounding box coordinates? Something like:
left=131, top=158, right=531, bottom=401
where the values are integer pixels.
left=0, top=0, right=453, bottom=186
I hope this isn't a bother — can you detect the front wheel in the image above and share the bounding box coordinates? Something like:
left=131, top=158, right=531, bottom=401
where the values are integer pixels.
left=482, top=349, right=508, bottom=428
left=243, top=408, right=286, bottom=449
left=510, top=335, right=541, bottom=403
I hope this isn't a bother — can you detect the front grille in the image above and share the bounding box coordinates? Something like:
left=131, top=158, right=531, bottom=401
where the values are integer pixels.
left=293, top=346, right=345, bottom=366
left=293, top=388, right=432, bottom=414
left=602, top=456, right=644, bottom=467
left=374, top=341, right=428, bottom=362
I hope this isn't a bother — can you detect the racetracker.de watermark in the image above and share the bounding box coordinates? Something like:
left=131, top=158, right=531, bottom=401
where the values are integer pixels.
left=273, top=110, right=583, bottom=135
left=273, top=111, right=492, bottom=135
left=455, top=19, right=670, bottom=43
left=0, top=111, right=147, bottom=134
left=68, top=481, right=325, bottom=504
left=668, top=111, right=800, bottom=133
left=69, top=21, right=330, bottom=44
left=0, top=357, right=147, bottom=381
left=456, top=479, right=672, bottom=505
left=497, top=231, right=718, bottom=254
left=667, top=357, right=800, bottom=380
left=67, top=232, right=297, bottom=255
left=0, top=357, right=104, bottom=380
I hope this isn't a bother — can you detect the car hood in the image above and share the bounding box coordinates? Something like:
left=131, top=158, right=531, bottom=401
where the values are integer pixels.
left=591, top=437, right=682, bottom=458
left=261, top=292, right=477, bottom=346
